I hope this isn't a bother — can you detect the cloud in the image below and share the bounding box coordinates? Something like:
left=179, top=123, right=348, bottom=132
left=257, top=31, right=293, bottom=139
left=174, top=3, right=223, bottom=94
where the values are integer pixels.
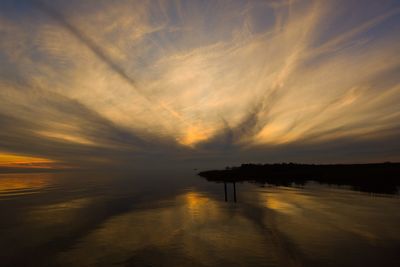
left=0, top=0, right=399, bottom=168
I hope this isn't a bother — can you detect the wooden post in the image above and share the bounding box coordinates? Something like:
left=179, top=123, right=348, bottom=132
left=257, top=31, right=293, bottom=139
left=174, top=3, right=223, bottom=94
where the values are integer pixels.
left=224, top=182, right=227, bottom=202
left=233, top=182, right=237, bottom=202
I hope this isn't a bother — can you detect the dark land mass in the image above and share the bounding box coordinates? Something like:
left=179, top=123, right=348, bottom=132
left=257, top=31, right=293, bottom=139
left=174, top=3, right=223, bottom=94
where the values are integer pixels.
left=198, top=162, right=400, bottom=194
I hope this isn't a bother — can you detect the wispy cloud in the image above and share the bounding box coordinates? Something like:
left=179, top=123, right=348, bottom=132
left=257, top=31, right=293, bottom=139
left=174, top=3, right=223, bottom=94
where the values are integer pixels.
left=0, top=0, right=399, bottom=168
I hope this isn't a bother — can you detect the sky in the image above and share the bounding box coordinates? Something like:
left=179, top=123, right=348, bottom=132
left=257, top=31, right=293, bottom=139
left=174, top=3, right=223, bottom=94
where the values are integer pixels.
left=0, top=0, right=399, bottom=170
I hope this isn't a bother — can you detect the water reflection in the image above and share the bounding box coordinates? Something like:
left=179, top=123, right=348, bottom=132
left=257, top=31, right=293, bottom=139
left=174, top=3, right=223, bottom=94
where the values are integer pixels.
left=56, top=190, right=279, bottom=267
left=0, top=171, right=399, bottom=267
left=0, top=173, right=52, bottom=197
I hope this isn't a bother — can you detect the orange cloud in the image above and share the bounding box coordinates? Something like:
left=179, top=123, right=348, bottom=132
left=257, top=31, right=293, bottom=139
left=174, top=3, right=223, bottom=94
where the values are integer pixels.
left=0, top=153, right=56, bottom=169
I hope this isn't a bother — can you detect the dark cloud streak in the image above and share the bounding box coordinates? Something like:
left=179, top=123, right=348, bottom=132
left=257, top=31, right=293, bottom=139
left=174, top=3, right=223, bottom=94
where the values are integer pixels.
left=30, top=0, right=151, bottom=99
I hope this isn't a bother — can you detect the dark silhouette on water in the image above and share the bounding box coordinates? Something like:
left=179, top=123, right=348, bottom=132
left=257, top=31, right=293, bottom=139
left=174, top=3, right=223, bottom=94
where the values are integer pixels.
left=199, top=162, right=400, bottom=195
left=223, top=182, right=237, bottom=202
left=224, top=182, right=227, bottom=201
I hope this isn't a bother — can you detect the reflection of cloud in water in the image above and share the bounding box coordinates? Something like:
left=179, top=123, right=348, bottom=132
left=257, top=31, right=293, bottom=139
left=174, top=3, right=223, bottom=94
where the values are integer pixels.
left=184, top=191, right=218, bottom=218
left=29, top=197, right=94, bottom=226
left=1, top=171, right=400, bottom=267
left=56, top=191, right=279, bottom=267
left=255, top=186, right=400, bottom=256
left=0, top=173, right=53, bottom=197
left=264, top=195, right=301, bottom=215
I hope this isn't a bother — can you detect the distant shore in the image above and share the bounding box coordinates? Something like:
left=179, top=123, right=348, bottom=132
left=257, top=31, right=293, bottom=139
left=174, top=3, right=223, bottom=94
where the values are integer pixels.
left=198, top=162, right=400, bottom=194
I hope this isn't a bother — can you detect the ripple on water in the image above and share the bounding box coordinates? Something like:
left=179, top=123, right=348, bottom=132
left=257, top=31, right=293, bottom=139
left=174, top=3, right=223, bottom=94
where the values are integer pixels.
left=0, top=173, right=58, bottom=199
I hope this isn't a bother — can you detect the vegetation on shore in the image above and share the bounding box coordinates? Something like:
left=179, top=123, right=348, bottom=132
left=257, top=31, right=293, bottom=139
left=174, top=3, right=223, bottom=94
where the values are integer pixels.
left=198, top=162, right=400, bottom=194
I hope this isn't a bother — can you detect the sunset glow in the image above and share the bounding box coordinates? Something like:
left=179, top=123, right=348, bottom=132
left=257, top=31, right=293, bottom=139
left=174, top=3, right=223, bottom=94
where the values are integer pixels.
left=0, top=153, right=55, bottom=169
left=0, top=0, right=399, bottom=168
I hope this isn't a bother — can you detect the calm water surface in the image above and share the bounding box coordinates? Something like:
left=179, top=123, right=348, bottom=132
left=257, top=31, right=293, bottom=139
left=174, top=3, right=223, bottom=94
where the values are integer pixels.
left=0, top=170, right=399, bottom=267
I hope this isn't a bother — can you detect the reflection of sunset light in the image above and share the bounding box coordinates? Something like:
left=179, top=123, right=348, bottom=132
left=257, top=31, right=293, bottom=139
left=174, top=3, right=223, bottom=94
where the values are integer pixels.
left=258, top=188, right=386, bottom=244
left=265, top=196, right=300, bottom=215
left=183, top=191, right=220, bottom=219
left=264, top=193, right=300, bottom=214
left=57, top=190, right=269, bottom=266
left=185, top=192, right=209, bottom=209
left=0, top=174, right=51, bottom=192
